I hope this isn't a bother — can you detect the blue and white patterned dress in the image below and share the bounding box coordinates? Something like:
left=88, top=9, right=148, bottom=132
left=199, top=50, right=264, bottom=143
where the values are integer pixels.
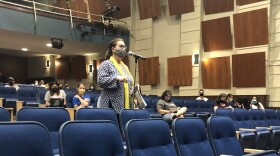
left=97, top=59, right=133, bottom=113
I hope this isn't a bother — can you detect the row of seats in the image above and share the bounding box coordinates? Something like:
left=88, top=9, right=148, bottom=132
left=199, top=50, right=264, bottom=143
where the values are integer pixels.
left=215, top=109, right=280, bottom=150
left=0, top=107, right=151, bottom=155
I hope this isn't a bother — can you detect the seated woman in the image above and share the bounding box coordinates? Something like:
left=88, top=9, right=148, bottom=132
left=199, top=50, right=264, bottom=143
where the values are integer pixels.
left=214, top=93, right=233, bottom=111
left=233, top=98, right=244, bottom=109
left=45, top=81, right=66, bottom=106
left=250, top=96, right=264, bottom=110
left=88, top=84, right=95, bottom=91
left=72, top=83, right=90, bottom=110
left=156, top=90, right=187, bottom=123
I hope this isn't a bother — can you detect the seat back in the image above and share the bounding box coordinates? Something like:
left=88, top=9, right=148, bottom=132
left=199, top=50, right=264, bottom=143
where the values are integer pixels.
left=0, top=107, right=10, bottom=121
left=215, top=109, right=233, bottom=118
left=39, top=89, right=48, bottom=104
left=16, top=107, right=70, bottom=151
left=59, top=121, right=125, bottom=156
left=172, top=117, right=214, bottom=156
left=0, top=87, right=17, bottom=99
left=207, top=116, right=243, bottom=156
left=249, top=109, right=268, bottom=127
left=66, top=93, right=75, bottom=108
left=125, top=119, right=176, bottom=156
left=0, top=121, right=53, bottom=156
left=119, top=109, right=150, bottom=136
left=265, top=109, right=280, bottom=126
left=233, top=109, right=254, bottom=129
left=75, top=108, right=118, bottom=125
left=17, top=87, right=38, bottom=103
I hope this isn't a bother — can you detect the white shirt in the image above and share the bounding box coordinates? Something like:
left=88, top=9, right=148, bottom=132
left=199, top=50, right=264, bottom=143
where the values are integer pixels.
left=196, top=97, right=208, bottom=101
left=251, top=102, right=264, bottom=110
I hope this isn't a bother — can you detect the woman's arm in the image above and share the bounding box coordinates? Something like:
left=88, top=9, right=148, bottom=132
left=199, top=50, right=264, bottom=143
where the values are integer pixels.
left=97, top=61, right=119, bottom=89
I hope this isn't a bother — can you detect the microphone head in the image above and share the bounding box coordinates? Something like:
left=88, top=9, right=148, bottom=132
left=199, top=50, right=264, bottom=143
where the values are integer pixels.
left=128, top=51, right=134, bottom=55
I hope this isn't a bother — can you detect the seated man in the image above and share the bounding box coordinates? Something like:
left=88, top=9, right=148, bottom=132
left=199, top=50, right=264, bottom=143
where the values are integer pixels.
left=196, top=89, right=208, bottom=101
left=5, top=77, right=19, bottom=91
left=156, top=90, right=187, bottom=123
left=214, top=93, right=233, bottom=111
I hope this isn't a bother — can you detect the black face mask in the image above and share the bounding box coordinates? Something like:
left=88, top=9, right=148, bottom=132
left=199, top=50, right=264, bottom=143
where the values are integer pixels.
left=164, top=97, right=171, bottom=102
left=115, top=49, right=127, bottom=59
left=8, top=81, right=14, bottom=86
left=220, top=100, right=226, bottom=104
left=200, top=93, right=204, bottom=96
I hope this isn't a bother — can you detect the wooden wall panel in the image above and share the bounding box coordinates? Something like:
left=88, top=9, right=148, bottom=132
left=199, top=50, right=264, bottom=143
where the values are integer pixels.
left=168, top=56, right=192, bottom=86
left=237, top=0, right=265, bottom=5
left=138, top=57, right=160, bottom=85
left=138, top=0, right=161, bottom=20
left=53, top=0, right=68, bottom=15
left=110, top=0, right=131, bottom=19
left=232, top=52, right=266, bottom=87
left=88, top=0, right=106, bottom=21
left=0, top=54, right=27, bottom=84
left=202, top=17, right=232, bottom=52
left=233, top=8, right=268, bottom=48
left=71, top=56, right=87, bottom=80
left=201, top=57, right=231, bottom=89
left=203, top=0, right=234, bottom=15
left=68, top=0, right=87, bottom=18
left=56, top=57, right=70, bottom=80
left=168, top=0, right=194, bottom=16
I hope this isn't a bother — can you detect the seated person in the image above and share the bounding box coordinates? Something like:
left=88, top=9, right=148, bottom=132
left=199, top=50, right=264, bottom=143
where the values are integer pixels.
left=88, top=84, right=95, bottom=91
left=196, top=89, right=208, bottom=101
left=214, top=93, right=233, bottom=111
left=5, top=77, right=19, bottom=91
left=72, top=83, right=90, bottom=110
left=242, top=96, right=251, bottom=110
left=64, top=84, right=70, bottom=89
left=45, top=81, right=66, bottom=106
left=233, top=98, right=244, bottom=109
left=250, top=96, right=264, bottom=110
left=39, top=80, right=46, bottom=87
left=156, top=90, right=187, bottom=122
left=227, top=93, right=234, bottom=107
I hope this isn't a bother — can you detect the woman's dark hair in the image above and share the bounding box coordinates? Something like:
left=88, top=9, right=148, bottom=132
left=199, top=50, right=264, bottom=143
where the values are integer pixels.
left=77, top=83, right=85, bottom=89
left=216, top=93, right=227, bottom=104
left=242, top=96, right=250, bottom=110
left=48, top=81, right=59, bottom=96
left=161, top=90, right=172, bottom=100
left=105, top=38, right=124, bottom=60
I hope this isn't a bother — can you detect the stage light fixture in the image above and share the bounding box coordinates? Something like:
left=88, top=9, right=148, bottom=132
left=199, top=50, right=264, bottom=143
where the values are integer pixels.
left=51, top=38, right=64, bottom=49
left=101, top=6, right=120, bottom=21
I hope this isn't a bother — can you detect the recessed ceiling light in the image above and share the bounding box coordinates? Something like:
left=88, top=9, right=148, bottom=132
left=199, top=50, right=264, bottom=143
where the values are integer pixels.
left=21, top=48, right=28, bottom=51
left=46, top=43, right=52, bottom=47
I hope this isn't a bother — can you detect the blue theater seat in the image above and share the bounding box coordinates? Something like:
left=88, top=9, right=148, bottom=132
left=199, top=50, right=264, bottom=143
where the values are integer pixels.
left=125, top=119, right=177, bottom=156
left=0, top=121, right=53, bottom=156
left=16, top=107, right=70, bottom=155
left=59, top=120, right=125, bottom=156
left=172, top=117, right=214, bottom=156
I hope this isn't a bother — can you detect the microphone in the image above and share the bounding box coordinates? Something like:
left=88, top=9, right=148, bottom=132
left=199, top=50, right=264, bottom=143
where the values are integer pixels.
left=128, top=51, right=146, bottom=60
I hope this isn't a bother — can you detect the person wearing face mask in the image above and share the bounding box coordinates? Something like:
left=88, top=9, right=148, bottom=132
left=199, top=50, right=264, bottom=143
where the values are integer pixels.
left=5, top=77, right=19, bottom=91
left=156, top=90, right=187, bottom=123
left=214, top=93, right=233, bottom=111
left=227, top=93, right=234, bottom=107
left=196, top=89, right=208, bottom=101
left=233, top=98, right=244, bottom=109
left=72, top=83, right=90, bottom=110
left=88, top=84, right=95, bottom=91
left=97, top=38, right=134, bottom=113
left=250, top=96, right=264, bottom=110
left=44, top=81, right=66, bottom=106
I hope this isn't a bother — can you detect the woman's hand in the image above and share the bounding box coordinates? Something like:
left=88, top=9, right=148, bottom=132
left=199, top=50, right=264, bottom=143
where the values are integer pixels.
left=116, top=76, right=128, bottom=82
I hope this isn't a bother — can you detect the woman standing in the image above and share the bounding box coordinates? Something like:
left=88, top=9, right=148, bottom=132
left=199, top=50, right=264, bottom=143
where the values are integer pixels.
left=97, top=38, right=134, bottom=113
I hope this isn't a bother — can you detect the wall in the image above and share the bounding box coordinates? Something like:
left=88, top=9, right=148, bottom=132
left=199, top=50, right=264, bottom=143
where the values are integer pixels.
left=27, top=56, right=55, bottom=79
left=129, top=0, right=272, bottom=104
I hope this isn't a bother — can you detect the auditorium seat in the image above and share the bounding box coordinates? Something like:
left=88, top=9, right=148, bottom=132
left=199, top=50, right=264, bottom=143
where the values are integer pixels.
left=125, top=119, right=177, bottom=156
left=0, top=107, right=10, bottom=121
left=59, top=120, right=125, bottom=156
left=65, top=93, right=75, bottom=108
left=17, top=86, right=39, bottom=106
left=0, top=121, right=53, bottom=156
left=172, top=117, right=215, bottom=156
left=207, top=116, right=280, bottom=156
left=250, top=109, right=280, bottom=150
left=16, top=107, right=70, bottom=155
left=234, top=109, right=269, bottom=149
left=119, top=109, right=150, bottom=137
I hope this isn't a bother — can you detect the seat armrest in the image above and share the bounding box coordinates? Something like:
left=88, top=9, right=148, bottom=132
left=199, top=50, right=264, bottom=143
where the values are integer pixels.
left=0, top=98, right=4, bottom=107
left=65, top=108, right=75, bottom=121
left=236, top=131, right=240, bottom=139
left=39, top=104, right=46, bottom=108
left=16, top=101, right=23, bottom=113
left=256, top=127, right=271, bottom=130
left=244, top=148, right=263, bottom=153
left=239, top=128, right=256, bottom=132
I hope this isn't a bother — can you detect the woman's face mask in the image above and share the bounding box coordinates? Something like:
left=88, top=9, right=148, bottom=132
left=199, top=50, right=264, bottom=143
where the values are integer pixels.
left=252, top=100, right=257, bottom=105
left=78, top=89, right=85, bottom=95
left=115, top=49, right=127, bottom=59
left=51, top=86, right=59, bottom=92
